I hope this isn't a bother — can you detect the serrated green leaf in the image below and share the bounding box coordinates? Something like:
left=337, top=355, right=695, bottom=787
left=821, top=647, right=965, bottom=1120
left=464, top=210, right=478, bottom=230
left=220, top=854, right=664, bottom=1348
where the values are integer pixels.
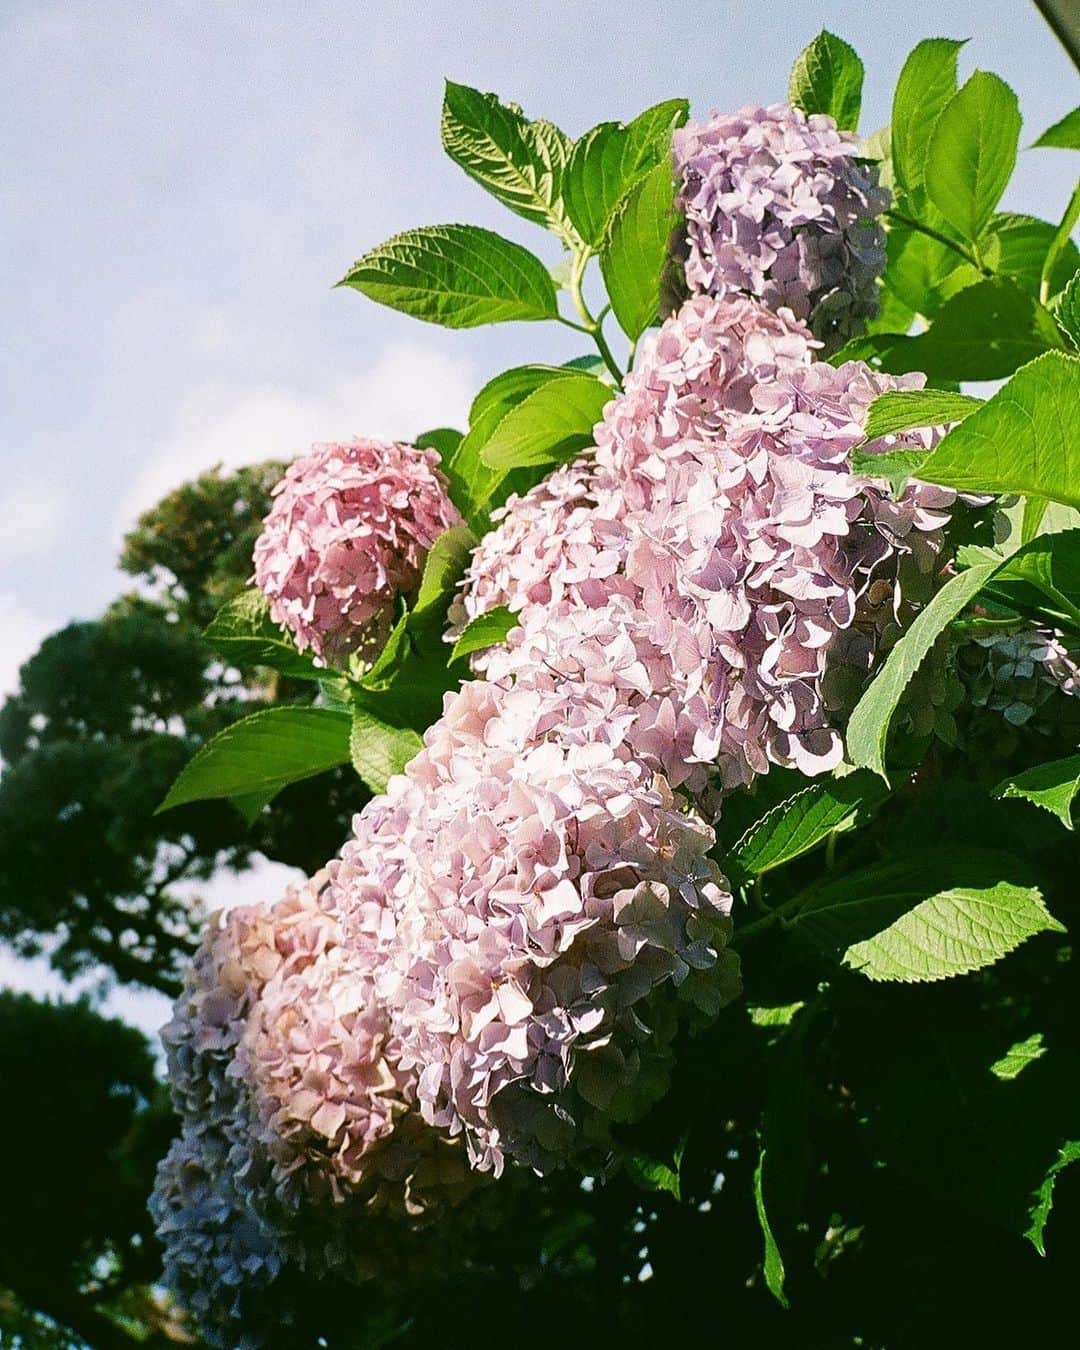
left=794, top=852, right=1063, bottom=981
left=479, top=370, right=612, bottom=471
left=1027, top=1140, right=1080, bottom=1255
left=883, top=204, right=972, bottom=320
left=564, top=99, right=687, bottom=247
left=1033, top=105, right=1080, bottom=150
left=449, top=605, right=518, bottom=663
left=891, top=38, right=966, bottom=192
left=850, top=449, right=929, bottom=495
left=861, top=388, right=982, bottom=441
left=440, top=82, right=577, bottom=241
left=157, top=707, right=351, bottom=813
left=980, top=213, right=1080, bottom=299
left=994, top=754, right=1080, bottom=830
left=990, top=1032, right=1047, bottom=1081
left=349, top=706, right=422, bottom=795
left=1042, top=180, right=1080, bottom=306
left=866, top=277, right=1062, bottom=382
left=413, top=523, right=476, bottom=615
left=916, top=353, right=1080, bottom=508
left=729, top=771, right=886, bottom=880
left=203, top=590, right=324, bottom=682
left=1056, top=270, right=1080, bottom=348
left=983, top=529, right=1080, bottom=632
left=847, top=562, right=998, bottom=781
left=788, top=30, right=864, bottom=131
left=338, top=224, right=558, bottom=329
left=600, top=161, right=679, bottom=341
left=625, top=1151, right=682, bottom=1201
left=925, top=72, right=1021, bottom=242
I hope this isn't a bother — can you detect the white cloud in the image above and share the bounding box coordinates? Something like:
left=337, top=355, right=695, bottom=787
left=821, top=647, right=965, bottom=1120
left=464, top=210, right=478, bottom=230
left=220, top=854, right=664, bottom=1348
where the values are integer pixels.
left=118, top=339, right=477, bottom=527
left=0, top=592, right=54, bottom=696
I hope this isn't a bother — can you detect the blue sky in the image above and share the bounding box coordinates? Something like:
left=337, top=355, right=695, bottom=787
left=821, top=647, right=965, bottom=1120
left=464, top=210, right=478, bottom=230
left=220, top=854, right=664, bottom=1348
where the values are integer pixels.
left=1, top=0, right=1075, bottom=1032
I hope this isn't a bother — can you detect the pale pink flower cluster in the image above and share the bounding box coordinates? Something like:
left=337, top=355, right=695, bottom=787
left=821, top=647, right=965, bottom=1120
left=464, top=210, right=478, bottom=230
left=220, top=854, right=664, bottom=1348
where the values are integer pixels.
left=252, top=438, right=462, bottom=666
left=673, top=104, right=888, bottom=346
left=355, top=678, right=739, bottom=1175
left=454, top=297, right=953, bottom=795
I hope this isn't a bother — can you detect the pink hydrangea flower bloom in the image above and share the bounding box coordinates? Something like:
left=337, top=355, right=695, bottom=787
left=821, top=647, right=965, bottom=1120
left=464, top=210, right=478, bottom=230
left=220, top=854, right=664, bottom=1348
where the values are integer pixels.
left=351, top=678, right=738, bottom=1175
left=253, top=438, right=462, bottom=667
left=673, top=104, right=888, bottom=347
left=454, top=297, right=954, bottom=796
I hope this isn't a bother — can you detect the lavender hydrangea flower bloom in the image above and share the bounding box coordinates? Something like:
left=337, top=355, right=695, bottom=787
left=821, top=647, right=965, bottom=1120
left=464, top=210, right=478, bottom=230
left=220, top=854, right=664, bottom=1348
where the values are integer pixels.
left=358, top=678, right=739, bottom=1175
left=253, top=438, right=462, bottom=667
left=673, top=104, right=888, bottom=347
left=454, top=297, right=954, bottom=795
left=960, top=626, right=1080, bottom=726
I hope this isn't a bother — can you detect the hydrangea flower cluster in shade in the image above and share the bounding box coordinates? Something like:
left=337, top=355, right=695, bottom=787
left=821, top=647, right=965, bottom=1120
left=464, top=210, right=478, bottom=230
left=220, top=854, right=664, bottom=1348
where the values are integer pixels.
left=960, top=625, right=1080, bottom=726
left=453, top=296, right=954, bottom=796
left=252, top=438, right=462, bottom=667
left=673, top=104, right=888, bottom=346
left=356, top=677, right=739, bottom=1175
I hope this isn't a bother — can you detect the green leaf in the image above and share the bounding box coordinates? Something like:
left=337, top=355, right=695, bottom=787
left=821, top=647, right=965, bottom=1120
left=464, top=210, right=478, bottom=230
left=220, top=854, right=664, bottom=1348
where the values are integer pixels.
left=883, top=206, right=971, bottom=319
left=868, top=277, right=1062, bottom=382
left=157, top=707, right=351, bottom=813
left=1057, top=271, right=1080, bottom=348
left=980, top=213, right=1080, bottom=299
left=1027, top=1141, right=1080, bottom=1255
left=563, top=100, right=688, bottom=247
left=349, top=706, right=422, bottom=795
left=1042, top=180, right=1080, bottom=306
left=413, top=524, right=476, bottom=615
left=788, top=30, right=864, bottom=131
left=479, top=370, right=613, bottom=471
left=891, top=38, right=966, bottom=192
left=994, top=753, right=1080, bottom=830
left=916, top=352, right=1080, bottom=508
left=624, top=1150, right=682, bottom=1201
left=440, top=82, right=577, bottom=241
left=229, top=786, right=279, bottom=826
left=203, top=590, right=324, bottom=682
left=983, top=529, right=1080, bottom=631
left=849, top=449, right=929, bottom=496
left=338, top=224, right=558, bottom=329
left=925, top=72, right=1021, bottom=242
left=794, top=852, right=1063, bottom=981
left=600, top=162, right=679, bottom=341
left=990, top=1032, right=1047, bottom=1082
left=748, top=1001, right=806, bottom=1029
left=860, top=388, right=982, bottom=441
left=729, top=771, right=886, bottom=880
left=847, top=562, right=998, bottom=781
left=1033, top=105, right=1080, bottom=149
left=753, top=1144, right=788, bottom=1308
left=450, top=605, right=518, bottom=663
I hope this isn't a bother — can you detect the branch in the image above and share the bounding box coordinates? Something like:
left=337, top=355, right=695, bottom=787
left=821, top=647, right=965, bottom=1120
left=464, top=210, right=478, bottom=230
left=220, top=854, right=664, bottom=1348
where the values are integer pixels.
left=1034, top=0, right=1080, bottom=74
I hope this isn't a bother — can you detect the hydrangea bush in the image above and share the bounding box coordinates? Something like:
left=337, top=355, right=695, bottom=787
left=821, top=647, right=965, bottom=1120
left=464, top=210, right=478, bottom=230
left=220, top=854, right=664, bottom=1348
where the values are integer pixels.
left=152, top=28, right=1080, bottom=1348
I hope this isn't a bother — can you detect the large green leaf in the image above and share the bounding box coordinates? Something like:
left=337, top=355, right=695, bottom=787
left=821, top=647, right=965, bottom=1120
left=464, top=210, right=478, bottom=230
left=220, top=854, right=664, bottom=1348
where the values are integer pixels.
left=980, top=213, right=1080, bottom=299
left=847, top=562, right=998, bottom=781
left=860, top=388, right=982, bottom=442
left=563, top=100, right=687, bottom=247
left=981, top=529, right=1080, bottom=632
left=349, top=706, right=422, bottom=795
left=203, top=590, right=324, bottom=681
left=600, top=162, right=679, bottom=341
left=994, top=754, right=1080, bottom=830
left=793, top=852, right=1063, bottom=981
left=883, top=204, right=970, bottom=319
left=1057, top=271, right=1080, bottom=348
left=440, top=82, right=577, bottom=241
left=916, top=352, right=1080, bottom=508
left=479, top=370, right=612, bottom=471
left=788, top=30, right=864, bottom=131
left=1033, top=106, right=1080, bottom=150
left=338, top=224, right=558, bottom=328
left=925, top=72, right=1021, bottom=243
left=157, top=707, right=351, bottom=813
left=728, top=771, right=886, bottom=881
left=872, top=277, right=1061, bottom=382
left=891, top=38, right=965, bottom=192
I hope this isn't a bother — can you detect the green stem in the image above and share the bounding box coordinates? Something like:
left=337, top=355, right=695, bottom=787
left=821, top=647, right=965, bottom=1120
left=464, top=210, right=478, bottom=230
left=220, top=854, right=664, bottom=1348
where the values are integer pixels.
left=565, top=248, right=624, bottom=383
left=885, top=210, right=990, bottom=277
left=733, top=890, right=810, bottom=945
